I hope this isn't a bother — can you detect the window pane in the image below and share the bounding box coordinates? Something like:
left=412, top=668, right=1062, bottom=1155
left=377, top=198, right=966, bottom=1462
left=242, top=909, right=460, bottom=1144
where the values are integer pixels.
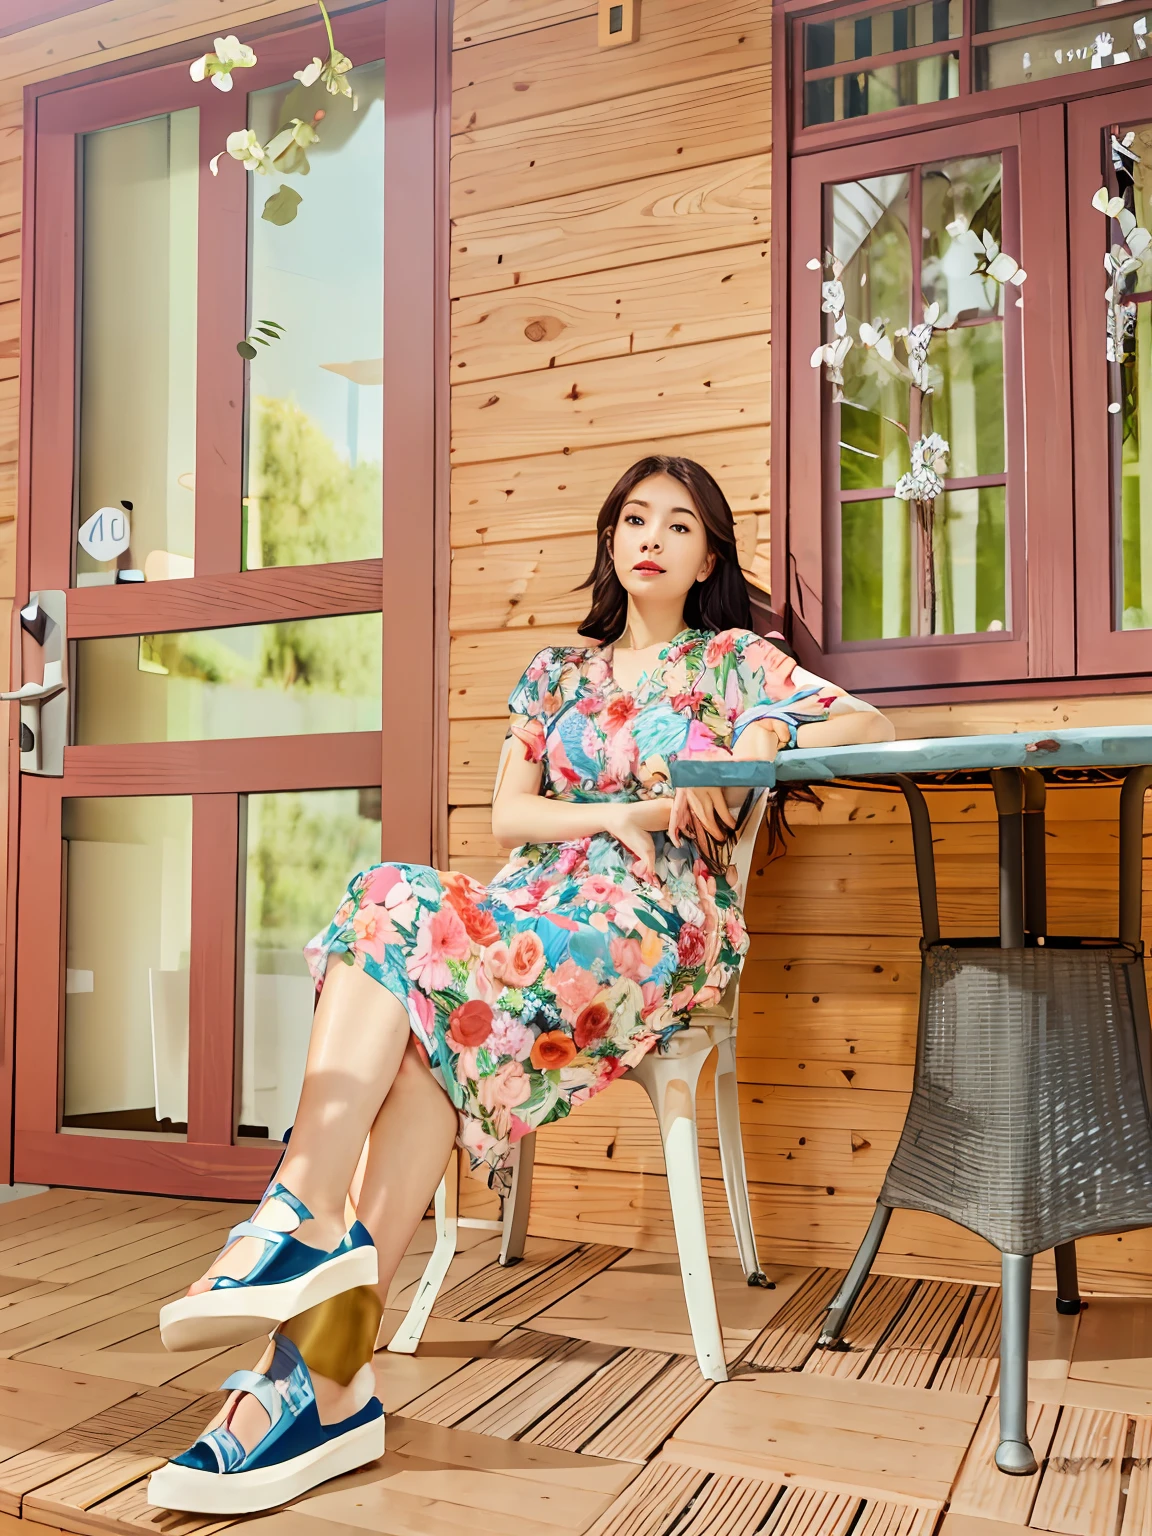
left=930, top=325, right=1006, bottom=478
left=806, top=53, right=959, bottom=126
left=922, top=156, right=1005, bottom=321
left=62, top=796, right=192, bottom=1136
left=842, top=497, right=912, bottom=640
left=1119, top=302, right=1152, bottom=630
left=245, top=62, right=384, bottom=570
left=78, top=112, right=198, bottom=586
left=806, top=3, right=961, bottom=67
left=832, top=175, right=912, bottom=493
left=975, top=14, right=1152, bottom=91
left=977, top=0, right=1137, bottom=27
left=238, top=789, right=381, bottom=1141
left=933, top=486, right=1007, bottom=635
left=841, top=489, right=1006, bottom=640
left=76, top=613, right=382, bottom=743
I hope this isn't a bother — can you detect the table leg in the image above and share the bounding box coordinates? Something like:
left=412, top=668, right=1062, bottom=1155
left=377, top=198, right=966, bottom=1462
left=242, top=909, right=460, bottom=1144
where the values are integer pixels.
left=1022, top=768, right=1047, bottom=942
left=818, top=1203, right=892, bottom=1346
left=997, top=1252, right=1038, bottom=1475
left=1054, top=1241, right=1081, bottom=1315
left=1119, top=766, right=1152, bottom=947
left=992, top=769, right=1025, bottom=949
left=894, top=776, right=939, bottom=943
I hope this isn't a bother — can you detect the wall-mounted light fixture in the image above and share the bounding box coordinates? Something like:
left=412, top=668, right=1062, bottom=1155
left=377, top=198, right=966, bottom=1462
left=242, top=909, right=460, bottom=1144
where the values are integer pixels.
left=598, top=0, right=640, bottom=47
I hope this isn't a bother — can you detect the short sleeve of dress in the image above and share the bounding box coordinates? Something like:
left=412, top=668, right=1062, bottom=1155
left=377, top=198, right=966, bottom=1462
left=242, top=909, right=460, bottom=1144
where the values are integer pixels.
left=702, top=629, right=843, bottom=750
left=505, top=646, right=560, bottom=765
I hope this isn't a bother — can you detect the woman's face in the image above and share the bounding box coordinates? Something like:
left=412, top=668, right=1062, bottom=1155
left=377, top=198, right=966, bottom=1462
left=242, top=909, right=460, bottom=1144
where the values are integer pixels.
left=609, top=473, right=715, bottom=612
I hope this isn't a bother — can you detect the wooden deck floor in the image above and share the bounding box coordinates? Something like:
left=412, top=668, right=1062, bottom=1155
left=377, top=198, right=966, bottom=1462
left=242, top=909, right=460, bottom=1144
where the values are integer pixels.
left=0, top=1191, right=1146, bottom=1536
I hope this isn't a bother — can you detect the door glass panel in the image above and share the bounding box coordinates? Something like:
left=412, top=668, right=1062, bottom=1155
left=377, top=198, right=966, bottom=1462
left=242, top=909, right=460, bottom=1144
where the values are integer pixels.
left=244, top=62, right=384, bottom=570
left=78, top=111, right=198, bottom=587
left=75, top=612, right=382, bottom=743
left=62, top=796, right=193, bottom=1136
left=1109, top=123, right=1152, bottom=630
left=827, top=156, right=1009, bottom=639
left=237, top=788, right=381, bottom=1141
left=806, top=54, right=959, bottom=126
left=975, top=13, right=1152, bottom=91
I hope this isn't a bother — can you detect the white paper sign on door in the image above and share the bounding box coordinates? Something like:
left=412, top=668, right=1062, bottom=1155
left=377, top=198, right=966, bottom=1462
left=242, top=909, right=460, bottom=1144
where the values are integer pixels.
left=78, top=507, right=131, bottom=562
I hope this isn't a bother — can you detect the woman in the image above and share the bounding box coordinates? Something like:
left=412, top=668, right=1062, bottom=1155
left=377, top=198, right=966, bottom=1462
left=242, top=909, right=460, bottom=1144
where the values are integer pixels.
left=148, top=457, right=894, bottom=1514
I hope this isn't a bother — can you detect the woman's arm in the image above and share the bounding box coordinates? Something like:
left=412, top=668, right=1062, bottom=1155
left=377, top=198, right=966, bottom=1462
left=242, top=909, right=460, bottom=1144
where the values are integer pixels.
left=490, top=734, right=672, bottom=876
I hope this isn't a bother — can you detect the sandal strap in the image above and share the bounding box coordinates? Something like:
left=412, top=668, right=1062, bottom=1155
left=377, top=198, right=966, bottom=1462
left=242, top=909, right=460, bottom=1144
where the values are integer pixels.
left=200, top=1426, right=247, bottom=1474
left=220, top=1369, right=285, bottom=1428
left=220, top=1182, right=314, bottom=1252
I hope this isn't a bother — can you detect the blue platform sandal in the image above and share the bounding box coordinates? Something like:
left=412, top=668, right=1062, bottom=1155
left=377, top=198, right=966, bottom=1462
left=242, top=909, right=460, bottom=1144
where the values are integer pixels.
left=158, top=1183, right=378, bottom=1352
left=147, top=1336, right=384, bottom=1514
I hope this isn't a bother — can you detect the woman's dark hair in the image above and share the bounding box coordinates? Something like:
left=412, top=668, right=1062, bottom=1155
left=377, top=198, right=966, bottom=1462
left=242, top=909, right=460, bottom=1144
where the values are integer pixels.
left=576, top=456, right=753, bottom=643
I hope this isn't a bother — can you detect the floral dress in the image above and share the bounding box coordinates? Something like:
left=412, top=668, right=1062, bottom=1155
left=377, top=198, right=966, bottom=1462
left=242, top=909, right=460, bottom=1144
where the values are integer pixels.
left=305, top=627, right=839, bottom=1192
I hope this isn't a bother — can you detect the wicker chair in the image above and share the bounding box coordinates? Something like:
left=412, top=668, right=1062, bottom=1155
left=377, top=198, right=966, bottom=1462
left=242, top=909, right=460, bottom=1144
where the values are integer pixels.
left=387, top=743, right=771, bottom=1382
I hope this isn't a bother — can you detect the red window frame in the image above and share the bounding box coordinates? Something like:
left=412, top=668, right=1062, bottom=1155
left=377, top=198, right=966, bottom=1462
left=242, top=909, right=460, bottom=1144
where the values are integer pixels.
left=775, top=0, right=1152, bottom=697
left=1, top=0, right=449, bottom=1195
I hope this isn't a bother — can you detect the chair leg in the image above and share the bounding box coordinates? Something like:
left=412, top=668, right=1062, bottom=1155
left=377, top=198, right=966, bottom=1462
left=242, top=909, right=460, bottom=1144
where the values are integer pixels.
left=714, top=1033, right=771, bottom=1289
left=632, top=1046, right=728, bottom=1384
left=500, top=1132, right=535, bottom=1267
left=386, top=1150, right=459, bottom=1355
left=997, top=1253, right=1037, bottom=1475
left=818, top=1202, right=892, bottom=1346
left=1054, top=1241, right=1081, bottom=1316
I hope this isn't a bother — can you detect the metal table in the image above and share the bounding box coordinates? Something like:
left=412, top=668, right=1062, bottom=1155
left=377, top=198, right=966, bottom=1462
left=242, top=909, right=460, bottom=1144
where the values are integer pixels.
left=672, top=726, right=1152, bottom=1476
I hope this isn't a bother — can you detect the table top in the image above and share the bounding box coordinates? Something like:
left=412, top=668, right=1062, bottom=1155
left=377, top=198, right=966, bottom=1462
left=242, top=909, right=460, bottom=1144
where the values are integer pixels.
left=669, top=723, right=1152, bottom=790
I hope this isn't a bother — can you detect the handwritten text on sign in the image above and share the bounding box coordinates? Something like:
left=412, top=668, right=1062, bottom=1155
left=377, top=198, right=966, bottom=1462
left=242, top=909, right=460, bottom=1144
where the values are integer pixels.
left=78, top=507, right=131, bottom=562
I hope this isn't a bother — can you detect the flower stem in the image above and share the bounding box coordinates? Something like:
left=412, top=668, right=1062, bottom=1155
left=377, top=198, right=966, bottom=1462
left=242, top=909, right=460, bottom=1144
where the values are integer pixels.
left=317, top=0, right=336, bottom=58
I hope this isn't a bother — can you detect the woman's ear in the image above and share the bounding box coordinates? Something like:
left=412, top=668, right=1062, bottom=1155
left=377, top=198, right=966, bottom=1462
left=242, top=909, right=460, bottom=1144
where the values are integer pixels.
left=697, top=551, right=716, bottom=582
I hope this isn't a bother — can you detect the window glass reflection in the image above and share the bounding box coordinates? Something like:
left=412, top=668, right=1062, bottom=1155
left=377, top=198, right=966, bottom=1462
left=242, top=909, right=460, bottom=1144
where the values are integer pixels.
left=78, top=111, right=198, bottom=586
left=62, top=796, right=192, bottom=1137
left=244, top=62, right=384, bottom=569
left=239, top=789, right=381, bottom=1141
left=76, top=613, right=382, bottom=743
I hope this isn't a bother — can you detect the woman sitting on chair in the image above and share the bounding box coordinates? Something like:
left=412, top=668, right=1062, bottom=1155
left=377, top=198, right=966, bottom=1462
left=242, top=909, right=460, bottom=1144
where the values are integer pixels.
left=148, top=456, right=895, bottom=1515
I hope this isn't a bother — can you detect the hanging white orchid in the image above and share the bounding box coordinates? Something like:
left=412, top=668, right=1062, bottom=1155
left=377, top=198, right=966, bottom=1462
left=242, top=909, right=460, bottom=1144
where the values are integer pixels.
left=896, top=303, right=951, bottom=394
left=857, top=318, right=895, bottom=363
left=189, top=35, right=256, bottom=91
left=895, top=433, right=950, bottom=504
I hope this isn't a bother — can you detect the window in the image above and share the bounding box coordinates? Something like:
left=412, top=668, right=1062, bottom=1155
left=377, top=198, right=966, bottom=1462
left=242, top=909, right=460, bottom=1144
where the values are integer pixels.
left=781, top=0, right=1152, bottom=691
left=13, top=0, right=443, bottom=1196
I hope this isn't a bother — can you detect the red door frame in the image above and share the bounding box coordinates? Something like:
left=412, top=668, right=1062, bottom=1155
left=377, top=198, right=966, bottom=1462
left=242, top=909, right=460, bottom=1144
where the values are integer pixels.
left=1, top=0, right=450, bottom=1198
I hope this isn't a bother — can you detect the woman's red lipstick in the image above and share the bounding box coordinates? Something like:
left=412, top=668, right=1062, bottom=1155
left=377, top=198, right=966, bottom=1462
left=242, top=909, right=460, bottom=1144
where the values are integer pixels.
left=633, top=560, right=665, bottom=573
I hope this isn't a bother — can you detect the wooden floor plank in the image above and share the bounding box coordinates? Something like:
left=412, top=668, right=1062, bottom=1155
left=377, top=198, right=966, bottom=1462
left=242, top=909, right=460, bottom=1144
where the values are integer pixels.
left=518, top=1348, right=672, bottom=1454
left=400, top=1329, right=573, bottom=1426
left=1121, top=1417, right=1152, bottom=1536
left=865, top=1282, right=972, bottom=1390
left=949, top=1397, right=1060, bottom=1525
left=1029, top=1406, right=1127, bottom=1536
left=456, top=1338, right=617, bottom=1439
left=579, top=1458, right=710, bottom=1536
left=466, top=1246, right=628, bottom=1327
left=743, top=1269, right=845, bottom=1372
left=805, top=1278, right=917, bottom=1381
left=581, top=1354, right=714, bottom=1463
left=433, top=1240, right=580, bottom=1321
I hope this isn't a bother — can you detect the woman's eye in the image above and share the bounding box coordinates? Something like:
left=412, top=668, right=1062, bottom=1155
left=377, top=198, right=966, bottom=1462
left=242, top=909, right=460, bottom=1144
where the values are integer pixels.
left=670, top=522, right=691, bottom=534
left=624, top=514, right=644, bottom=526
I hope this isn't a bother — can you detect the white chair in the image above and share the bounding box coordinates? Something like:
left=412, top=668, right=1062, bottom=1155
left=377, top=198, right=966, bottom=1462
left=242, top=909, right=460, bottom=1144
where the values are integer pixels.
left=388, top=748, right=771, bottom=1382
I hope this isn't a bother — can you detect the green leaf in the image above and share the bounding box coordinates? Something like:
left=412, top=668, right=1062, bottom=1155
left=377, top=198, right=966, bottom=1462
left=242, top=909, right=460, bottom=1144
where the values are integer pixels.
left=258, top=319, right=285, bottom=331
left=262, top=185, right=302, bottom=225
left=236, top=340, right=258, bottom=360
left=255, top=325, right=281, bottom=338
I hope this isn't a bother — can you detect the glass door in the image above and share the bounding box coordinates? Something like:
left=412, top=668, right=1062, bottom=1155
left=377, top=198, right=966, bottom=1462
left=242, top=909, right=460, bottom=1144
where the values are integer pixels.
left=10, top=3, right=439, bottom=1198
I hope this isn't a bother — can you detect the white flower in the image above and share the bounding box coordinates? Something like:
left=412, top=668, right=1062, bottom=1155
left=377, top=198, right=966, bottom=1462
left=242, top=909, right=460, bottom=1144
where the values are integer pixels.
left=895, top=433, right=950, bottom=503
left=294, top=57, right=324, bottom=87
left=820, top=280, right=845, bottom=316
left=189, top=34, right=256, bottom=91
left=858, top=318, right=895, bottom=362
left=225, top=128, right=269, bottom=173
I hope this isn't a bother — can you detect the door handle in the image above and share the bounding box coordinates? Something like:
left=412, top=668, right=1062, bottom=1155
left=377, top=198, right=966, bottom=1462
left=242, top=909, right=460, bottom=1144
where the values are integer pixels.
left=3, top=592, right=67, bottom=776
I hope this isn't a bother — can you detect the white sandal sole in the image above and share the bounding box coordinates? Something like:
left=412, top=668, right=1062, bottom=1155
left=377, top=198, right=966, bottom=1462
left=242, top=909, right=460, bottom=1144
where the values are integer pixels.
left=159, top=1246, right=379, bottom=1352
left=147, top=1415, right=384, bottom=1514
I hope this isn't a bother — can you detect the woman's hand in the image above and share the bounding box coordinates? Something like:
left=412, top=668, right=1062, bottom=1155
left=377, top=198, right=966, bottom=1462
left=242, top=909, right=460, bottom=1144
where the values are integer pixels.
left=604, top=802, right=661, bottom=880
left=668, top=786, right=736, bottom=851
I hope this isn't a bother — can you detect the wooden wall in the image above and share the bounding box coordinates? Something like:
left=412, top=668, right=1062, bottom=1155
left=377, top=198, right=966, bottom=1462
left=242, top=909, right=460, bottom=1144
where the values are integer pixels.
left=447, top=0, right=1152, bottom=1295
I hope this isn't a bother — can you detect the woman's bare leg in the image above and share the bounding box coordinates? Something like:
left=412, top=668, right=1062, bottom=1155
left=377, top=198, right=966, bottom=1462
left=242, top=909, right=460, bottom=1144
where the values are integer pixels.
left=351, top=1035, right=460, bottom=1308
left=207, top=1038, right=459, bottom=1451
left=190, top=958, right=413, bottom=1292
